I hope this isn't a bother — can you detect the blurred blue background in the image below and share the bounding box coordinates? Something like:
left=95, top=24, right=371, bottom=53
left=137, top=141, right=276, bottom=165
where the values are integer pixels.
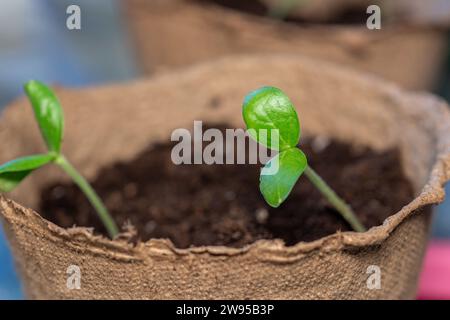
left=0, top=0, right=449, bottom=299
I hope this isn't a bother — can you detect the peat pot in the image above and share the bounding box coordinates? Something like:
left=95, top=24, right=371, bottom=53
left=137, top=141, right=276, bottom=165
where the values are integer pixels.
left=1, top=55, right=450, bottom=299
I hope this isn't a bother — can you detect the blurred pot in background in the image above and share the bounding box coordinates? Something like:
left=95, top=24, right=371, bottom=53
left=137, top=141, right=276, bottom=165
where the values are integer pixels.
left=124, top=0, right=449, bottom=90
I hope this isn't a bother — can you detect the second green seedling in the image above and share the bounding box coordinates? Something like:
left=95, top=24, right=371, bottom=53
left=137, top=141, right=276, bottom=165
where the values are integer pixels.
left=0, top=81, right=119, bottom=238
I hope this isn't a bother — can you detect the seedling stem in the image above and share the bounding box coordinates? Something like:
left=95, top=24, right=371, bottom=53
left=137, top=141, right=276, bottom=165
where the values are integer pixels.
left=55, top=155, right=119, bottom=237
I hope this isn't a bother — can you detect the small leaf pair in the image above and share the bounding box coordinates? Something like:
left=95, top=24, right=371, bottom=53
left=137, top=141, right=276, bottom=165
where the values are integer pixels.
left=0, top=81, right=63, bottom=192
left=0, top=81, right=118, bottom=237
left=243, top=86, right=307, bottom=207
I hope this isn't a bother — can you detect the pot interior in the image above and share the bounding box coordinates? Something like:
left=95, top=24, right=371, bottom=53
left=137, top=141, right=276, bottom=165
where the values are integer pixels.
left=0, top=56, right=438, bottom=214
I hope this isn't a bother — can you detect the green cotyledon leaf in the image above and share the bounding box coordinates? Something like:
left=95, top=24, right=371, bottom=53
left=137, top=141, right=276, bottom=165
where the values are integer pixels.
left=259, top=148, right=307, bottom=207
left=243, top=86, right=300, bottom=151
left=0, top=154, right=54, bottom=192
left=24, top=80, right=64, bottom=153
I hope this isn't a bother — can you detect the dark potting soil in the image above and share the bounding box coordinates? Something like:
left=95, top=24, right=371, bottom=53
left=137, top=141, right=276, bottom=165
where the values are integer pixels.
left=195, top=0, right=369, bottom=25
left=39, top=129, right=414, bottom=248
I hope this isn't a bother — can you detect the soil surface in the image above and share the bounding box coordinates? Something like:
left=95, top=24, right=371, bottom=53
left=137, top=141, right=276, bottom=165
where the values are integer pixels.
left=39, top=128, right=414, bottom=248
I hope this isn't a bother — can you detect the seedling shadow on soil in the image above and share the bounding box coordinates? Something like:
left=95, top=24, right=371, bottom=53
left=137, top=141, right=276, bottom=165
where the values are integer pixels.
left=39, top=124, right=414, bottom=248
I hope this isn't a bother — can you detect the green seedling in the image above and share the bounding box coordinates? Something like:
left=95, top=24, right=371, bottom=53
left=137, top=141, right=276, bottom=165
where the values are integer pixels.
left=0, top=80, right=119, bottom=238
left=242, top=86, right=366, bottom=232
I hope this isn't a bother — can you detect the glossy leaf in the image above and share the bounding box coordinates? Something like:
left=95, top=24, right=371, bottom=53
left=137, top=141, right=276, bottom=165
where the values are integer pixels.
left=24, top=80, right=64, bottom=153
left=0, top=154, right=54, bottom=192
left=259, top=148, right=307, bottom=207
left=243, top=86, right=300, bottom=151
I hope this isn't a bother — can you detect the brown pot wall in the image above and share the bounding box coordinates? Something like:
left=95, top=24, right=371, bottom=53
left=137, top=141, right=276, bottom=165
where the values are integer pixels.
left=0, top=55, right=449, bottom=299
left=124, top=0, right=448, bottom=91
